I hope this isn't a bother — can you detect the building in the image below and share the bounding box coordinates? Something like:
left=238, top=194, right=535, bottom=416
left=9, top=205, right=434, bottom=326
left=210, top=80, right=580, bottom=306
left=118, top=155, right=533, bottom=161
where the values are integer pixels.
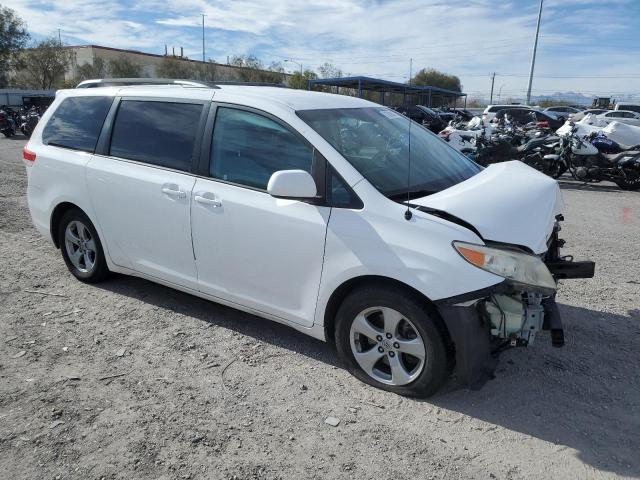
left=0, top=89, right=55, bottom=108
left=64, top=45, right=291, bottom=84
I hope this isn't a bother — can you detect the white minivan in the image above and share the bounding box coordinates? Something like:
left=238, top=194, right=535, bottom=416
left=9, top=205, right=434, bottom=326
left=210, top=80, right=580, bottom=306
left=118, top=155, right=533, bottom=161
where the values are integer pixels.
left=24, top=82, right=594, bottom=397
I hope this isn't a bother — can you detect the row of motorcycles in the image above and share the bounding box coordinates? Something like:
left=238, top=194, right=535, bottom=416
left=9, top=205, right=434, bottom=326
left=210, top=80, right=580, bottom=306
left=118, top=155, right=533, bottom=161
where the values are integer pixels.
left=0, top=106, right=42, bottom=138
left=439, top=113, right=640, bottom=191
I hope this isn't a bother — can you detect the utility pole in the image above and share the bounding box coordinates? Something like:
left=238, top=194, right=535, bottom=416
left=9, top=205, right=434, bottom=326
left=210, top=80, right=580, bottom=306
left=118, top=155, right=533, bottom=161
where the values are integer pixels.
left=526, top=0, right=544, bottom=105
left=489, top=72, right=495, bottom=104
left=285, top=59, right=303, bottom=75
left=409, top=58, right=413, bottom=85
left=201, top=13, right=206, bottom=63
left=58, top=28, right=62, bottom=44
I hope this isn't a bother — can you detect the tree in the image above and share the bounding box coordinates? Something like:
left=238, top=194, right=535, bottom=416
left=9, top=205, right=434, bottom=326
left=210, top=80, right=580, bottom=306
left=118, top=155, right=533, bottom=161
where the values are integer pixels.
left=228, top=54, right=265, bottom=82
left=109, top=55, right=143, bottom=77
left=75, top=57, right=108, bottom=81
left=156, top=57, right=196, bottom=79
left=317, top=62, right=342, bottom=79
left=410, top=68, right=462, bottom=92
left=192, top=60, right=217, bottom=82
left=288, top=69, right=318, bottom=90
left=13, top=38, right=70, bottom=89
left=0, top=5, right=30, bottom=87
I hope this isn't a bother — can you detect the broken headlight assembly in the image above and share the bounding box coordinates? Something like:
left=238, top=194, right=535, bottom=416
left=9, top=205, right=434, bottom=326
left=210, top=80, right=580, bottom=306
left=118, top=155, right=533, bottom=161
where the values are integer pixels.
left=453, top=241, right=557, bottom=293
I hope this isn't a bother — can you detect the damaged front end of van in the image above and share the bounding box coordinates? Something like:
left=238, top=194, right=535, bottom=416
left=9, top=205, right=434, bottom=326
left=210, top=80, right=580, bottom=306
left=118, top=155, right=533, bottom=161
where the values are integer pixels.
left=412, top=161, right=595, bottom=388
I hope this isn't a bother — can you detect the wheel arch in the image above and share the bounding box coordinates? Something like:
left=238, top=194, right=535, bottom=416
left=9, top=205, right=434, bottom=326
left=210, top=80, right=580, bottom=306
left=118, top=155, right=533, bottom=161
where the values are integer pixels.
left=323, top=275, right=453, bottom=350
left=50, top=202, right=85, bottom=248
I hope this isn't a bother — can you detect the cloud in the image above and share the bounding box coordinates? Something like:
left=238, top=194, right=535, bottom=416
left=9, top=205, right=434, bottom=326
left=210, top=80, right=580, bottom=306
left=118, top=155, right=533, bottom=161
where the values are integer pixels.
left=4, top=0, right=640, bottom=98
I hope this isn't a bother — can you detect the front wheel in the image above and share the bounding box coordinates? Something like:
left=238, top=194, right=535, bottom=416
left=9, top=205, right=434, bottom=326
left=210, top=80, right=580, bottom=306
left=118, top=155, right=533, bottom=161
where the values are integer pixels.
left=335, top=285, right=451, bottom=397
left=57, top=208, right=110, bottom=283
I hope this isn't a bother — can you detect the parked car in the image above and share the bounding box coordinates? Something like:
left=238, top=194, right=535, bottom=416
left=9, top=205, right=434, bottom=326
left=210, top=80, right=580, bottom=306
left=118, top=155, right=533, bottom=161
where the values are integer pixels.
left=543, top=106, right=581, bottom=121
left=436, top=108, right=474, bottom=123
left=492, top=108, right=564, bottom=130
left=393, top=105, right=446, bottom=133
left=614, top=103, right=640, bottom=114
left=482, top=104, right=523, bottom=123
left=24, top=84, right=594, bottom=397
left=594, top=110, right=640, bottom=127
left=568, top=108, right=606, bottom=122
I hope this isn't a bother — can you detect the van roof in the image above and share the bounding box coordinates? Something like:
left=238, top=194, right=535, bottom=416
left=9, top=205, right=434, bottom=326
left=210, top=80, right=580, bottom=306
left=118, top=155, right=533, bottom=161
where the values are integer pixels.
left=59, top=83, right=378, bottom=112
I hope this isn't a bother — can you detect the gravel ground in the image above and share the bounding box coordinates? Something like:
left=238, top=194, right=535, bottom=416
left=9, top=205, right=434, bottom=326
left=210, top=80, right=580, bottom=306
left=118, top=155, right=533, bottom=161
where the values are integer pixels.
left=1, top=136, right=639, bottom=480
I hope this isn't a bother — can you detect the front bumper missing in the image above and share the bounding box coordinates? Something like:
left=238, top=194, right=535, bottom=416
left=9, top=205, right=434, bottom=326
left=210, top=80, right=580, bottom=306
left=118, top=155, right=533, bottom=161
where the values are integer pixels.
left=437, top=295, right=565, bottom=390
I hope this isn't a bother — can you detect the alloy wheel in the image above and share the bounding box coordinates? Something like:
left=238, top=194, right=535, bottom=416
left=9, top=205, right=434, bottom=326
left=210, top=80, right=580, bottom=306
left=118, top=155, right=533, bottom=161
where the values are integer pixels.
left=64, top=220, right=97, bottom=273
left=349, top=306, right=426, bottom=386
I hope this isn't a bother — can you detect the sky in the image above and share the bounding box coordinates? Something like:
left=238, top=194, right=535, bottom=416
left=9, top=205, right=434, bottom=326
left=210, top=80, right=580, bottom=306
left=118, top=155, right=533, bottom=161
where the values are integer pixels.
left=5, top=0, right=640, bottom=101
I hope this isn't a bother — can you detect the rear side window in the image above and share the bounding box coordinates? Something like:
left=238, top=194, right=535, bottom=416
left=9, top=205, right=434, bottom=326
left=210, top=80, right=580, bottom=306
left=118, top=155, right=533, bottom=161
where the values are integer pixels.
left=42, top=96, right=112, bottom=152
left=210, top=107, right=313, bottom=190
left=110, top=100, right=203, bottom=172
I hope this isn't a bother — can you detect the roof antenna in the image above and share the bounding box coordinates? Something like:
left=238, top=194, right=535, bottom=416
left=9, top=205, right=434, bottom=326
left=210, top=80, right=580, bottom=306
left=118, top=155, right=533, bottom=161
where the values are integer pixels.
left=404, top=57, right=413, bottom=221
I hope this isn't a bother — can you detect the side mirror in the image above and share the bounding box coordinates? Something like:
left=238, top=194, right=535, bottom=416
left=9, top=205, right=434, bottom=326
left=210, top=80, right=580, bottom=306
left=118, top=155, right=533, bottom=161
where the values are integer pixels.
left=267, top=170, right=317, bottom=199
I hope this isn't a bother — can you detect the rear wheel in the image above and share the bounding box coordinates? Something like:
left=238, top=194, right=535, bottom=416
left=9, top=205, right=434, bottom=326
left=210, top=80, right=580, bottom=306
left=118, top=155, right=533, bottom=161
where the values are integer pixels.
left=616, top=168, right=640, bottom=191
left=335, top=285, right=451, bottom=397
left=57, top=209, right=109, bottom=283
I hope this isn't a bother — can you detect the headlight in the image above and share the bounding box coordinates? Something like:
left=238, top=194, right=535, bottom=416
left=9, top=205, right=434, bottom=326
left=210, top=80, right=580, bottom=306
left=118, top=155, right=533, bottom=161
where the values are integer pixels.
left=453, top=241, right=556, bottom=291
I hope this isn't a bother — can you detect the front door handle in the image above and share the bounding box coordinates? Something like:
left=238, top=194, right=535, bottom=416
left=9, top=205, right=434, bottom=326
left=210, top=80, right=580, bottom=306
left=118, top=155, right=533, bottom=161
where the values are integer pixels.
left=194, top=193, right=222, bottom=207
left=161, top=183, right=186, bottom=198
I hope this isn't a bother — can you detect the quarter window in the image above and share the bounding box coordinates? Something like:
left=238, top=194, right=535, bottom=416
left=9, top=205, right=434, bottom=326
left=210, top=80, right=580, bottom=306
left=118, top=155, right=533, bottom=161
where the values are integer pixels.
left=110, top=101, right=203, bottom=172
left=42, top=96, right=112, bottom=152
left=210, top=107, right=314, bottom=190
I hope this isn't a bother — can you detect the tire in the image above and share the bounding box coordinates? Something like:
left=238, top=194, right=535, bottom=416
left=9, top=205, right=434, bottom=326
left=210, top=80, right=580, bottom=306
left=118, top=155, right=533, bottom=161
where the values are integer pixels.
left=335, top=285, right=451, bottom=397
left=616, top=168, right=640, bottom=191
left=57, top=208, right=109, bottom=283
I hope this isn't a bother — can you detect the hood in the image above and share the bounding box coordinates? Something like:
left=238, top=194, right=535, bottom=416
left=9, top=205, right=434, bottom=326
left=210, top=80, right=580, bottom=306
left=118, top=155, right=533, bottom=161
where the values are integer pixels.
left=412, top=161, right=563, bottom=254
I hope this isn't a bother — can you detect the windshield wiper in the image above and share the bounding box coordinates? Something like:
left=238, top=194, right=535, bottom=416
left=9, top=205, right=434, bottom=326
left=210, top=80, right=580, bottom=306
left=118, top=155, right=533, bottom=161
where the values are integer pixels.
left=388, top=189, right=437, bottom=201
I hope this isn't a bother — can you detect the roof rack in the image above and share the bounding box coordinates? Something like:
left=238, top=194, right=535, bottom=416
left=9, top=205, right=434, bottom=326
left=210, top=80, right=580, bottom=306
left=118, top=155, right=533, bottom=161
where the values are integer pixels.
left=76, top=78, right=216, bottom=89
left=212, top=82, right=287, bottom=88
left=75, top=79, right=288, bottom=89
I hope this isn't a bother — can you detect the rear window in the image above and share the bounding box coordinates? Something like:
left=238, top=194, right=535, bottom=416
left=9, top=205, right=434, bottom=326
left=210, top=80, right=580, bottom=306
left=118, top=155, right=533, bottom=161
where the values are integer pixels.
left=488, top=106, right=511, bottom=112
left=42, top=96, right=112, bottom=152
left=618, top=105, right=640, bottom=114
left=109, top=100, right=203, bottom=172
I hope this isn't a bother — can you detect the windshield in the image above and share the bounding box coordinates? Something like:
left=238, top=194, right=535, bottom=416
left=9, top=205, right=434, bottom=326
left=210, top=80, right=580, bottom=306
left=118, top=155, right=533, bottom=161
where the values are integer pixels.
left=297, top=107, right=481, bottom=199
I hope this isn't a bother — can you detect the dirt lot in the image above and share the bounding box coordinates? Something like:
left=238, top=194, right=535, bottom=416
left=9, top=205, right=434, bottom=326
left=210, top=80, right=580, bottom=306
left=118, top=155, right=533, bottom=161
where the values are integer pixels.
left=1, top=136, right=639, bottom=480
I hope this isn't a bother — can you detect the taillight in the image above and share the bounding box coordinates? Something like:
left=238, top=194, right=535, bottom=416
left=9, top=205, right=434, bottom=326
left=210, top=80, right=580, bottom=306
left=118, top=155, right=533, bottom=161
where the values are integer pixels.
left=23, top=146, right=36, bottom=162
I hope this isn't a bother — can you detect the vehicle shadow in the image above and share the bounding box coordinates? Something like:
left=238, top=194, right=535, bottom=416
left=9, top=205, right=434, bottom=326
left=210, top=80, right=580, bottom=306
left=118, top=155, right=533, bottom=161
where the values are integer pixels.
left=557, top=177, right=625, bottom=193
left=432, top=303, right=640, bottom=477
left=1, top=134, right=29, bottom=141
left=94, top=273, right=340, bottom=367
left=96, top=274, right=639, bottom=476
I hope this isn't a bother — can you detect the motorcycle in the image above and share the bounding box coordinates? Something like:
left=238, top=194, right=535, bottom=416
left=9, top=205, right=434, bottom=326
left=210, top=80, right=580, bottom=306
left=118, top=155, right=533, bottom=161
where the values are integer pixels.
left=19, top=107, right=40, bottom=138
left=466, top=121, right=561, bottom=174
left=554, top=124, right=640, bottom=190
left=0, top=108, right=17, bottom=138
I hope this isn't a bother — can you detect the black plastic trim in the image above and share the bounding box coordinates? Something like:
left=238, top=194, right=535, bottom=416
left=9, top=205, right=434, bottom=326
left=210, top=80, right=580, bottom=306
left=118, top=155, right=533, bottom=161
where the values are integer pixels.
left=412, top=204, right=483, bottom=239
left=546, top=260, right=595, bottom=279
left=434, top=282, right=507, bottom=305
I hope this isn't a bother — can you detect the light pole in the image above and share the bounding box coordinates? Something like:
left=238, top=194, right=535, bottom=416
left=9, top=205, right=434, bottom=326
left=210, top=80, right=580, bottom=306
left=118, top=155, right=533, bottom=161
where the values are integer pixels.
left=526, top=0, right=544, bottom=105
left=498, top=84, right=506, bottom=101
left=284, top=59, right=303, bottom=75
left=201, top=13, right=206, bottom=63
